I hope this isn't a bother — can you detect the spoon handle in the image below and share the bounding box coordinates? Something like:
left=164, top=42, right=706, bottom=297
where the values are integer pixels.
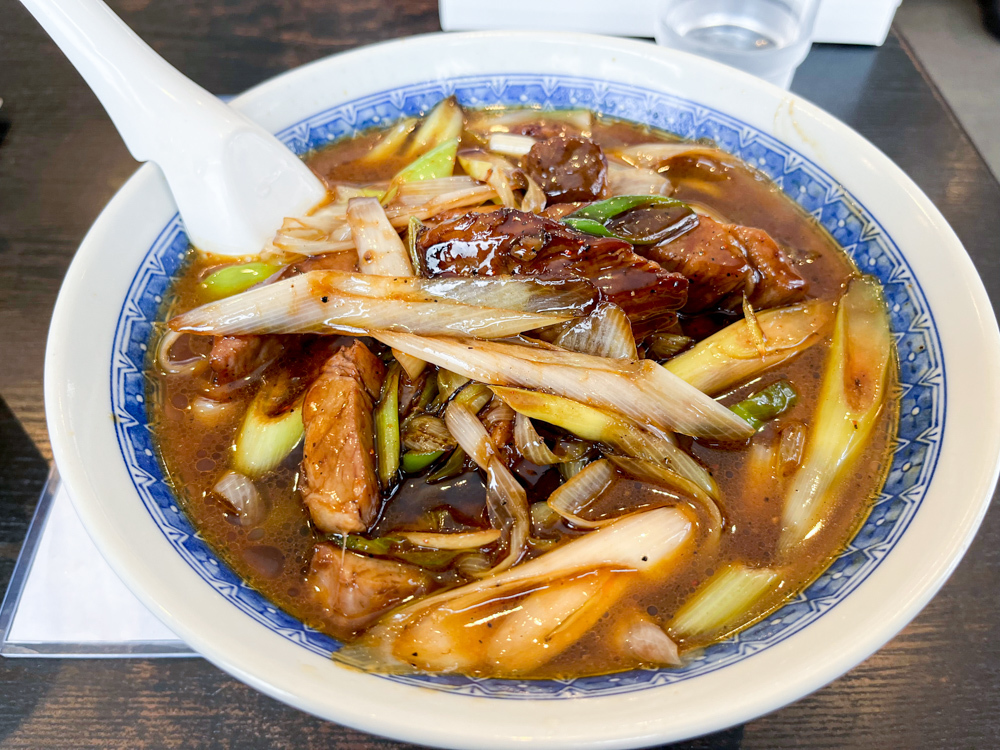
left=19, top=0, right=326, bottom=256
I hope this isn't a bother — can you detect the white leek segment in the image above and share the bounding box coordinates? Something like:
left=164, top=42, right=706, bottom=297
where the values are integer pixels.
left=205, top=270, right=593, bottom=315
left=665, top=299, right=834, bottom=396
left=358, top=117, right=417, bottom=163
left=669, top=564, right=782, bottom=639
left=444, top=400, right=530, bottom=575
left=398, top=530, right=501, bottom=550
left=348, top=198, right=427, bottom=377
left=340, top=507, right=694, bottom=674
left=155, top=330, right=209, bottom=376
left=488, top=132, right=536, bottom=157
left=393, top=350, right=426, bottom=380
left=617, top=142, right=736, bottom=170
left=485, top=570, right=626, bottom=674
left=547, top=458, right=617, bottom=529
left=513, top=412, right=562, bottom=465
left=169, top=273, right=570, bottom=338
left=554, top=302, right=637, bottom=360
left=404, top=96, right=464, bottom=159
left=614, top=613, right=682, bottom=666
left=376, top=333, right=755, bottom=441
left=233, top=393, right=304, bottom=478
left=213, top=471, right=267, bottom=525
left=491, top=386, right=720, bottom=499
left=457, top=149, right=546, bottom=213
left=606, top=161, right=674, bottom=197
left=265, top=179, right=497, bottom=259
left=346, top=197, right=414, bottom=277
left=779, top=276, right=894, bottom=552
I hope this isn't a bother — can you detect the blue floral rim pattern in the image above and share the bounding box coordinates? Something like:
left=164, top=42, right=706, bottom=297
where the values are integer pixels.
left=110, top=74, right=944, bottom=699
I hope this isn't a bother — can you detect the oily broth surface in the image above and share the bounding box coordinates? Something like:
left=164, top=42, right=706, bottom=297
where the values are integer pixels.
left=149, top=111, right=897, bottom=679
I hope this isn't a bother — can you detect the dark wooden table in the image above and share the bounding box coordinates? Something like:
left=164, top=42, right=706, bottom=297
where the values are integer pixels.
left=2, top=1, right=998, bottom=746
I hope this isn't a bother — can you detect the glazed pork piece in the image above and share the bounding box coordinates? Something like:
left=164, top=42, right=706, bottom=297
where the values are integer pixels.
left=643, top=215, right=807, bottom=313
left=523, top=135, right=609, bottom=203
left=209, top=334, right=283, bottom=383
left=301, top=341, right=386, bottom=534
left=308, top=544, right=431, bottom=633
left=419, top=207, right=688, bottom=331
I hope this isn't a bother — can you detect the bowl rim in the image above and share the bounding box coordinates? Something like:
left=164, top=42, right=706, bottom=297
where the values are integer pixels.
left=44, top=30, right=1000, bottom=748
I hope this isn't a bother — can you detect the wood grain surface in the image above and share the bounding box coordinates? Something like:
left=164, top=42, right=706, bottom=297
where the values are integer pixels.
left=1, top=0, right=998, bottom=746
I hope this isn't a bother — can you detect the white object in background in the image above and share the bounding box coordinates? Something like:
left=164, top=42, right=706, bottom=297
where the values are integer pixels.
left=18, top=0, right=326, bottom=257
left=3, top=481, right=187, bottom=654
left=653, top=0, right=821, bottom=89
left=439, top=0, right=901, bottom=46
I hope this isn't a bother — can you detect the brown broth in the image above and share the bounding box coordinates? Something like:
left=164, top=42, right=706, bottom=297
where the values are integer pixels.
left=148, top=110, right=898, bottom=679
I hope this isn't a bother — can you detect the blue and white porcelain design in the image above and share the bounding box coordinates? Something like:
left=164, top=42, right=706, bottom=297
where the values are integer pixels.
left=110, top=74, right=943, bottom=699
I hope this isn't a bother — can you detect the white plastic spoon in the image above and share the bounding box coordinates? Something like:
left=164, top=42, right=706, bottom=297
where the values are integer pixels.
left=20, top=0, right=327, bottom=257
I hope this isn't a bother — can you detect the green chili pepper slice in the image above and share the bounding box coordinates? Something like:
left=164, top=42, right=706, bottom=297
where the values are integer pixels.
left=402, top=449, right=445, bottom=474
left=567, top=195, right=685, bottom=223
left=427, top=447, right=467, bottom=483
left=730, top=380, right=798, bottom=432
left=562, top=217, right=618, bottom=237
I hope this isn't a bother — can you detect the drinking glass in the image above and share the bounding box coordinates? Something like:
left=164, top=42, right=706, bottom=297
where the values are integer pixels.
left=654, top=0, right=821, bottom=89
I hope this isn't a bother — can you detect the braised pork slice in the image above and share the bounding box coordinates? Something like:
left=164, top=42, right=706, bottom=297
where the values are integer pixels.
left=301, top=341, right=386, bottom=534
left=642, top=215, right=807, bottom=313
left=209, top=335, right=283, bottom=383
left=419, top=208, right=688, bottom=331
left=308, top=544, right=431, bottom=633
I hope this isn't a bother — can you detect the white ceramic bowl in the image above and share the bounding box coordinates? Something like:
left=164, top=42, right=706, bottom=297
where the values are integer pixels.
left=45, top=32, right=1000, bottom=748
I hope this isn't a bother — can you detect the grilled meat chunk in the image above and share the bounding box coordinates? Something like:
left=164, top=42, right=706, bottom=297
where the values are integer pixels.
left=209, top=335, right=283, bottom=383
left=308, top=544, right=431, bottom=634
left=419, top=207, right=687, bottom=331
left=643, top=215, right=807, bottom=313
left=523, top=135, right=609, bottom=203
left=301, top=341, right=386, bottom=534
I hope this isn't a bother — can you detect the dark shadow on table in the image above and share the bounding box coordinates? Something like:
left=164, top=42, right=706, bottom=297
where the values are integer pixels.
left=0, top=395, right=52, bottom=742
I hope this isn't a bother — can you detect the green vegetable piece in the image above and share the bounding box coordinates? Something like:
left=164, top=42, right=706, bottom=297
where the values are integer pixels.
left=382, top=138, right=459, bottom=205
left=199, top=261, right=280, bottom=301
left=233, top=394, right=304, bottom=479
left=326, top=533, right=399, bottom=556
left=393, top=548, right=463, bottom=570
left=407, top=215, right=427, bottom=276
left=374, top=362, right=402, bottom=488
left=402, top=449, right=445, bottom=473
left=670, top=564, right=781, bottom=638
left=567, top=195, right=684, bottom=223
left=562, top=217, right=618, bottom=237
left=427, top=447, right=467, bottom=483
left=729, top=380, right=798, bottom=432
left=451, top=382, right=492, bottom=413
left=779, top=276, right=894, bottom=552
left=325, top=532, right=459, bottom=569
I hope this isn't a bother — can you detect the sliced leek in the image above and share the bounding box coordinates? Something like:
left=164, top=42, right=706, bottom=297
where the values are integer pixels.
left=374, top=362, right=402, bottom=488
left=403, top=97, right=463, bottom=159
left=669, top=564, right=782, bottom=639
left=376, top=333, right=754, bottom=441
left=233, top=393, right=304, bottom=478
left=665, top=299, right=834, bottom=396
left=779, top=276, right=894, bottom=552
left=492, top=386, right=719, bottom=499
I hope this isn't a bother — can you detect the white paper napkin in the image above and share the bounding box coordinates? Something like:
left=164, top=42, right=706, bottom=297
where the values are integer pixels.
left=1, top=480, right=192, bottom=656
